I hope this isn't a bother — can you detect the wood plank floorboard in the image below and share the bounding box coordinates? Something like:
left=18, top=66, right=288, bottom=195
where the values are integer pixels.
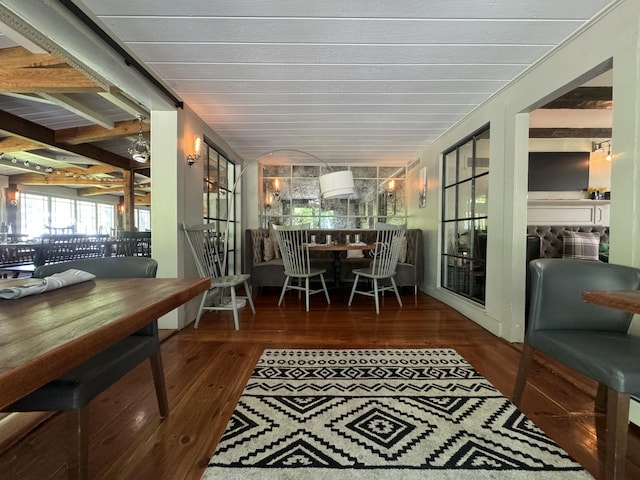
left=0, top=289, right=639, bottom=480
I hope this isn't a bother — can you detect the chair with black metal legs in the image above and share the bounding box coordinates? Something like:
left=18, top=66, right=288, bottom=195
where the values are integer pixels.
left=348, top=223, right=406, bottom=314
left=272, top=223, right=330, bottom=312
left=1, top=256, right=167, bottom=480
left=183, top=222, right=255, bottom=330
left=513, top=258, right=640, bottom=480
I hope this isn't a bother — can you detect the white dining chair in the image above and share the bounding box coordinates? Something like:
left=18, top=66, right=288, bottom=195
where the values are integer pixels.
left=183, top=223, right=255, bottom=330
left=272, top=223, right=330, bottom=312
left=348, top=223, right=406, bottom=314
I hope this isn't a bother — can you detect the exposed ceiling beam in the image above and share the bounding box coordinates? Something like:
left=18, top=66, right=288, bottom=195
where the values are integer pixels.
left=0, top=109, right=134, bottom=169
left=529, top=127, right=612, bottom=138
left=0, top=47, right=101, bottom=93
left=134, top=193, right=151, bottom=205
left=541, top=87, right=613, bottom=110
left=0, top=136, right=45, bottom=153
left=39, top=93, right=114, bottom=128
left=0, top=46, right=62, bottom=68
left=64, top=165, right=121, bottom=175
left=77, top=184, right=149, bottom=197
left=9, top=172, right=121, bottom=187
left=55, top=119, right=149, bottom=145
left=0, top=67, right=100, bottom=93
left=0, top=111, right=133, bottom=170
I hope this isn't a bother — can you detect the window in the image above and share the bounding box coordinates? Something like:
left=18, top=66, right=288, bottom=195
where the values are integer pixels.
left=135, top=208, right=151, bottom=232
left=19, top=192, right=116, bottom=238
left=261, top=165, right=406, bottom=228
left=441, top=126, right=490, bottom=304
left=203, top=144, right=237, bottom=273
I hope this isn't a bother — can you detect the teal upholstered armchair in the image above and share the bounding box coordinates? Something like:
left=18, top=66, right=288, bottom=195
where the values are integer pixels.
left=513, top=258, right=640, bottom=480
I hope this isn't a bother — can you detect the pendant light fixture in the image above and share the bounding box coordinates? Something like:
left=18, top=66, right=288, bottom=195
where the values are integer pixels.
left=128, top=116, right=150, bottom=163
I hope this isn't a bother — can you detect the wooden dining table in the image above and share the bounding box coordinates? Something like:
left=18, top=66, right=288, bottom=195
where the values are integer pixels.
left=0, top=276, right=209, bottom=410
left=307, top=243, right=373, bottom=287
left=582, top=289, right=640, bottom=314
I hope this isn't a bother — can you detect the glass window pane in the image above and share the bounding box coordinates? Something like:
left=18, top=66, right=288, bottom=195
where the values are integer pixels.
left=21, top=193, right=48, bottom=238
left=292, top=165, right=320, bottom=177
left=379, top=166, right=405, bottom=179
left=474, top=174, right=489, bottom=218
left=457, top=180, right=473, bottom=218
left=76, top=200, right=96, bottom=234
left=262, top=164, right=291, bottom=177
left=50, top=198, right=74, bottom=231
left=442, top=186, right=455, bottom=221
left=97, top=204, right=115, bottom=237
left=350, top=179, right=376, bottom=218
left=138, top=209, right=151, bottom=231
left=351, top=166, right=376, bottom=178
left=458, top=139, right=474, bottom=182
left=292, top=177, right=319, bottom=200
left=443, top=151, right=457, bottom=187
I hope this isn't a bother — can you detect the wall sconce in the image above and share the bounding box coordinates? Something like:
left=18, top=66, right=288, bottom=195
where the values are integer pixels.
left=386, top=179, right=396, bottom=197
left=265, top=193, right=273, bottom=211
left=273, top=178, right=281, bottom=197
left=117, top=203, right=124, bottom=215
left=6, top=187, right=18, bottom=207
left=418, top=167, right=427, bottom=208
left=186, top=135, right=202, bottom=167
left=592, top=140, right=612, bottom=161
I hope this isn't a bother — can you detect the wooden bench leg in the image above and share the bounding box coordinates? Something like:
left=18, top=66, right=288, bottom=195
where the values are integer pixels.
left=595, top=383, right=608, bottom=413
left=605, top=388, right=629, bottom=480
left=512, top=344, right=534, bottom=406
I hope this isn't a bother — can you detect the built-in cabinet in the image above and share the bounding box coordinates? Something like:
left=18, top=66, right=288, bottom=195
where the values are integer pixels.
left=527, top=199, right=610, bottom=226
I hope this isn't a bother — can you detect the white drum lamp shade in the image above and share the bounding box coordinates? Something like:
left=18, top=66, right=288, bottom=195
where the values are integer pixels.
left=319, top=170, right=356, bottom=199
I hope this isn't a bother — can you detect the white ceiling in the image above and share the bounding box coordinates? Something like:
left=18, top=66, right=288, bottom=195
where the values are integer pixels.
left=75, top=0, right=615, bottom=165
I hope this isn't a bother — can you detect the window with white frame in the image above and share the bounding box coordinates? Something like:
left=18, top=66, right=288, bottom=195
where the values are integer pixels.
left=19, top=192, right=116, bottom=238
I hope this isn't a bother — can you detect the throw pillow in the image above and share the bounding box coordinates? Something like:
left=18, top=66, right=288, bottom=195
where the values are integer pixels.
left=263, top=237, right=275, bottom=262
left=398, top=237, right=407, bottom=263
left=562, top=231, right=600, bottom=261
left=268, top=222, right=281, bottom=258
left=271, top=233, right=281, bottom=258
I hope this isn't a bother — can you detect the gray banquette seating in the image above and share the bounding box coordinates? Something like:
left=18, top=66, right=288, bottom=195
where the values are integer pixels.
left=526, top=225, right=609, bottom=260
left=245, top=228, right=423, bottom=293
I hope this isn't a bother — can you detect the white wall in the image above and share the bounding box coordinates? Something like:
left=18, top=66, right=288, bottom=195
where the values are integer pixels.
left=407, top=0, right=640, bottom=342
left=153, top=105, right=246, bottom=329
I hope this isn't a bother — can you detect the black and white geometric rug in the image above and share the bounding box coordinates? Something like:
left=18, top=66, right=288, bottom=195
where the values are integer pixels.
left=201, top=349, right=593, bottom=479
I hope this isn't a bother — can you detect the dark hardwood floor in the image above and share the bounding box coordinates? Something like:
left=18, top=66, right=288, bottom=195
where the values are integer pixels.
left=1, top=288, right=639, bottom=480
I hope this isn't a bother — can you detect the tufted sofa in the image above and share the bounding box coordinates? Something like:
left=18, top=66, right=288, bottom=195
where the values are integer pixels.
left=526, top=225, right=609, bottom=260
left=245, top=228, right=423, bottom=293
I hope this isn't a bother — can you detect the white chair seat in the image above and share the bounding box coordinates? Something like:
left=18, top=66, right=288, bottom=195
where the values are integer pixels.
left=211, top=273, right=252, bottom=288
